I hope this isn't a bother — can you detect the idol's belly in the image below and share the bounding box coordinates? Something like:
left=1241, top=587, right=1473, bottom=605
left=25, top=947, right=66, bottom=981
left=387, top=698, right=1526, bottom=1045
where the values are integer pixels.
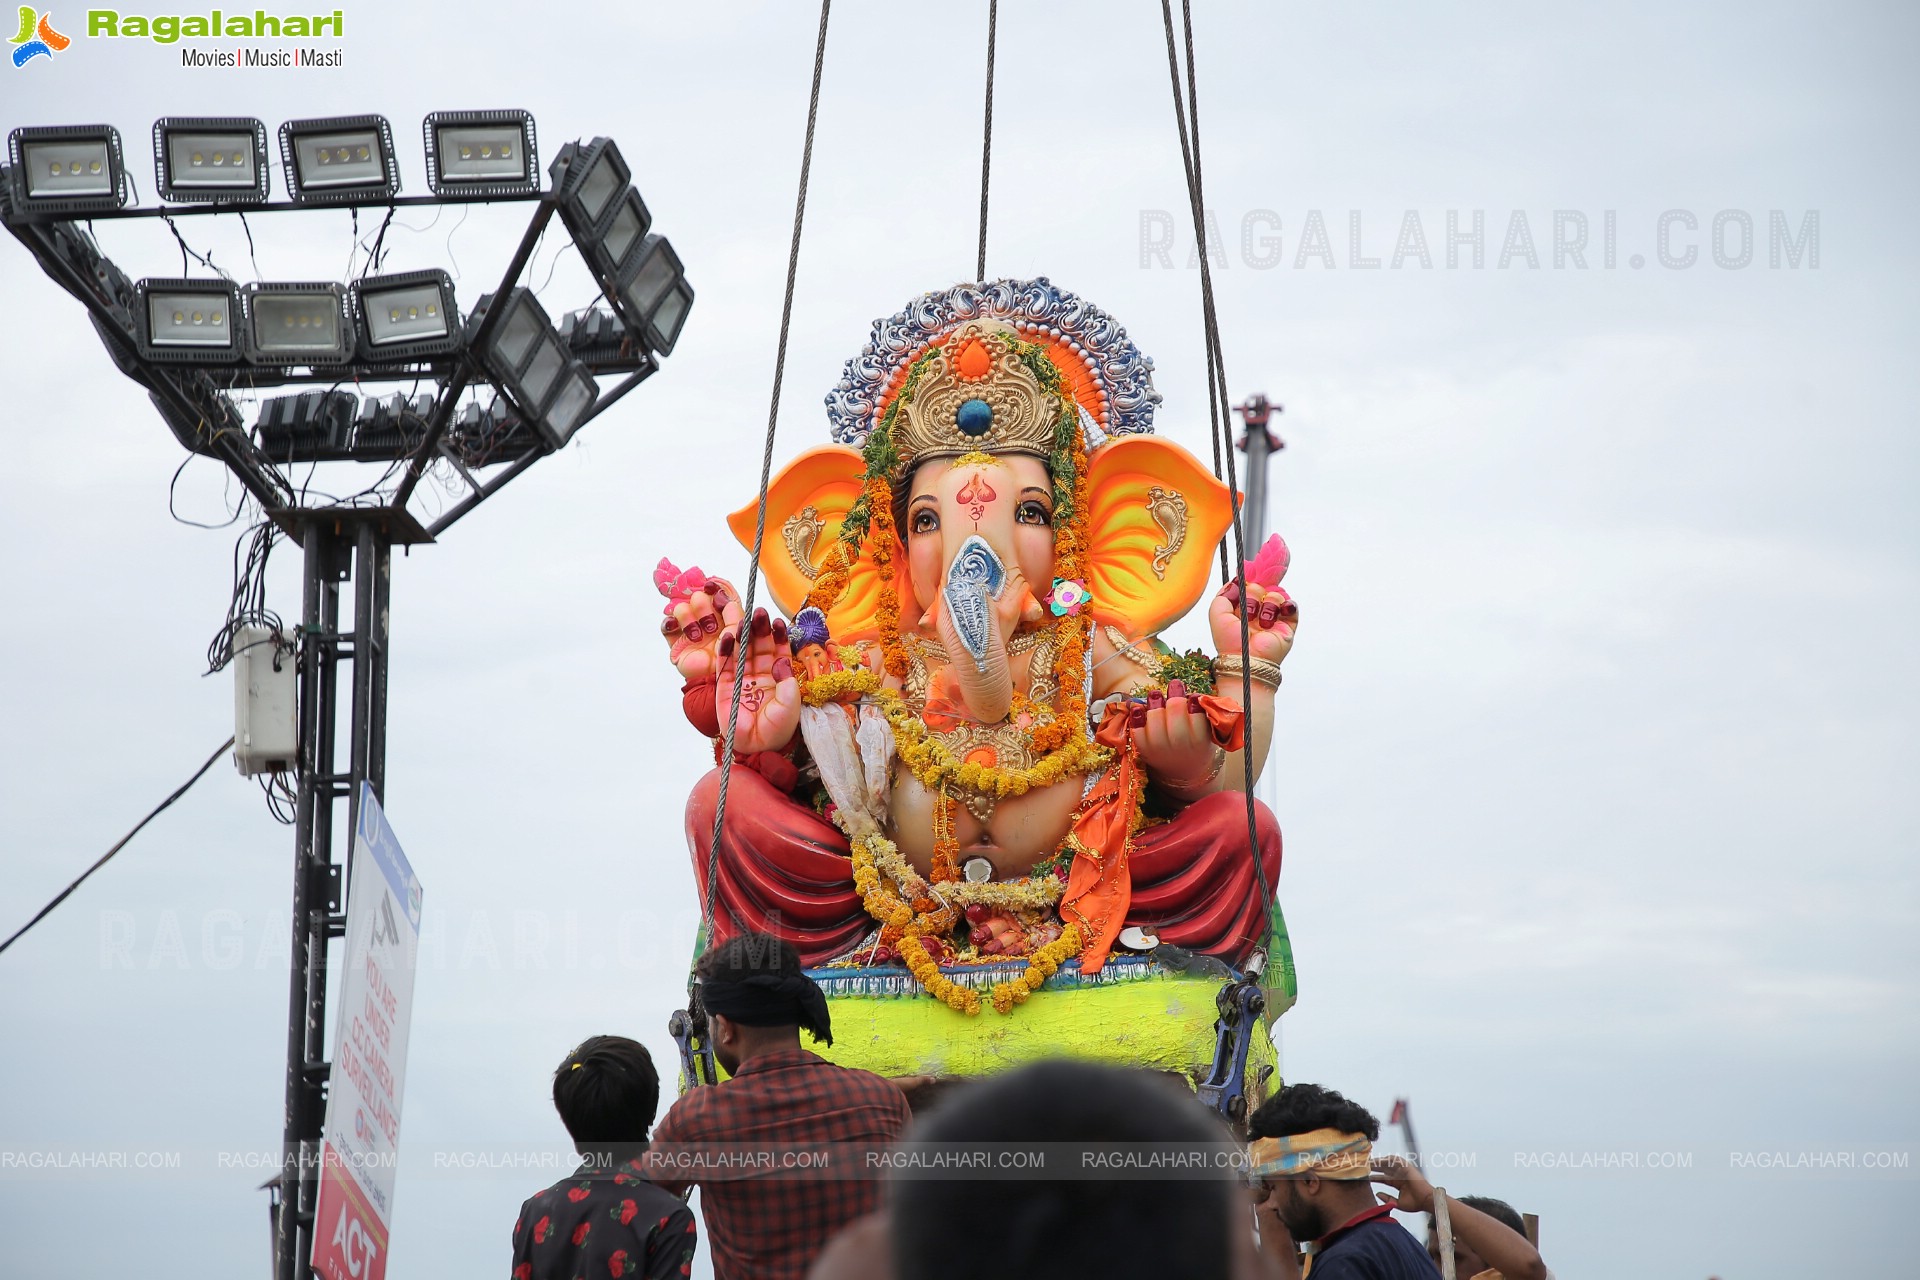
left=890, top=772, right=1084, bottom=880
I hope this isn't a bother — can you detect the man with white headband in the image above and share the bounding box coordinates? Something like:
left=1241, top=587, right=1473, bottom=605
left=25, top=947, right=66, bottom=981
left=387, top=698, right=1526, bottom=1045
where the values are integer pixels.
left=1245, top=1083, right=1434, bottom=1278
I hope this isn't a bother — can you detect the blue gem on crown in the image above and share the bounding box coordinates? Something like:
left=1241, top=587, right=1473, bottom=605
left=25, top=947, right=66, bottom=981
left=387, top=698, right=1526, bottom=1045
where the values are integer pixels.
left=955, top=398, right=993, bottom=437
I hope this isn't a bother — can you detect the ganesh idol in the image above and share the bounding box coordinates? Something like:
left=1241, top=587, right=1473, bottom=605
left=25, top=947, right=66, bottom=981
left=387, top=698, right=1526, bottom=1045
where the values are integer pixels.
left=656, top=280, right=1297, bottom=1019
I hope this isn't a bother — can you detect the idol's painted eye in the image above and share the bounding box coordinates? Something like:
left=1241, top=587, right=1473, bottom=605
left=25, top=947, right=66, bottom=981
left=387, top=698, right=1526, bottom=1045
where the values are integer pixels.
left=911, top=508, right=940, bottom=534
left=1015, top=500, right=1052, bottom=527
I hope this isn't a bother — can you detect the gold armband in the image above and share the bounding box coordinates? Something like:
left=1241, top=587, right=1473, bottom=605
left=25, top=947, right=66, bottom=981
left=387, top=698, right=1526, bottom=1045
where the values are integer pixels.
left=1212, top=653, right=1284, bottom=689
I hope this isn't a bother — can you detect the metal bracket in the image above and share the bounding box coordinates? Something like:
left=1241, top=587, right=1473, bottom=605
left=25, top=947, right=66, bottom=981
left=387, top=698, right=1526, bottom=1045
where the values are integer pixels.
left=667, top=1004, right=718, bottom=1090
left=1196, top=963, right=1268, bottom=1128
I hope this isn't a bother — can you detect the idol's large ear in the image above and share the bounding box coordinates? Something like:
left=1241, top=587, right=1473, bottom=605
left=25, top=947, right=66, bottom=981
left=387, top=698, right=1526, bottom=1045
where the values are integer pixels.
left=727, top=446, right=887, bottom=640
left=1083, top=437, right=1235, bottom=637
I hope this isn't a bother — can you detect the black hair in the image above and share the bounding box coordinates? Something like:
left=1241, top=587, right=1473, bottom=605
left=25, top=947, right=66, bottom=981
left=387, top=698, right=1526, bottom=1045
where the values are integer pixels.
left=552, top=1035, right=660, bottom=1149
left=697, top=931, right=803, bottom=982
left=1459, top=1195, right=1528, bottom=1239
left=697, top=932, right=833, bottom=1045
left=1245, top=1082, right=1381, bottom=1143
left=891, top=1060, right=1234, bottom=1280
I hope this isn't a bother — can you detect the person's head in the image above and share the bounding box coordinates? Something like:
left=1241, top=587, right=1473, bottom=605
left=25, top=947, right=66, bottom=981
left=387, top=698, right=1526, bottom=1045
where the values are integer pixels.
left=1427, top=1195, right=1526, bottom=1276
left=695, top=932, right=833, bottom=1076
left=1245, top=1083, right=1382, bottom=1242
left=890, top=1060, right=1237, bottom=1280
left=552, top=1035, right=660, bottom=1160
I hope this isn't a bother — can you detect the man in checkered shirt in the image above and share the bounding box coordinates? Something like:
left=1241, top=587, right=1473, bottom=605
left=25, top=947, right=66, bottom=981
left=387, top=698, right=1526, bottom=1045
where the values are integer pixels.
left=647, top=933, right=911, bottom=1280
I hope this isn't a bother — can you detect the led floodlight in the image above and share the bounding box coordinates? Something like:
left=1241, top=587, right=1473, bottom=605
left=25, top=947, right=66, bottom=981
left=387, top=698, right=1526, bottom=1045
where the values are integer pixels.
left=243, top=283, right=350, bottom=364
left=424, top=109, right=538, bottom=196
left=543, top=363, right=598, bottom=446
left=472, top=287, right=564, bottom=405
left=154, top=117, right=269, bottom=203
left=470, top=288, right=600, bottom=449
left=280, top=115, right=400, bottom=203
left=7, top=125, right=128, bottom=216
left=613, top=234, right=694, bottom=355
left=549, top=137, right=629, bottom=235
left=350, top=269, right=460, bottom=361
left=582, top=186, right=652, bottom=284
left=645, top=277, right=695, bottom=356
left=134, top=277, right=243, bottom=362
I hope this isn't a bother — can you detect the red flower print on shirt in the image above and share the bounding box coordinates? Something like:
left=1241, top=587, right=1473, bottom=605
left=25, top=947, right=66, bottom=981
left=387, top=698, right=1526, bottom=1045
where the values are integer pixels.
left=571, top=1221, right=591, bottom=1246
left=567, top=1183, right=592, bottom=1203
left=512, top=1266, right=531, bottom=1280
left=615, top=1198, right=638, bottom=1226
left=533, top=1215, right=553, bottom=1244
left=607, top=1249, right=631, bottom=1277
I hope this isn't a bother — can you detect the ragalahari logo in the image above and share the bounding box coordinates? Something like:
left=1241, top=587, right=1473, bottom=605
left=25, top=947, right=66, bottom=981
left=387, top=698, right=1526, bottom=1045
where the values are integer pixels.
left=11, top=6, right=70, bottom=66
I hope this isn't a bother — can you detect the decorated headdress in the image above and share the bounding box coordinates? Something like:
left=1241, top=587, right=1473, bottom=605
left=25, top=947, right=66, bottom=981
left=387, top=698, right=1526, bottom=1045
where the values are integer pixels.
left=884, top=319, right=1064, bottom=478
left=729, top=279, right=1236, bottom=644
left=788, top=605, right=832, bottom=655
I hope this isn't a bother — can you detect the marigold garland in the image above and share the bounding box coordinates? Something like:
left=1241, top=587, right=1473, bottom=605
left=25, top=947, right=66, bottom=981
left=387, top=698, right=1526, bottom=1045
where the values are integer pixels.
left=989, top=925, right=1081, bottom=1014
left=799, top=668, right=1110, bottom=797
left=849, top=829, right=1083, bottom=1016
left=1025, top=399, right=1093, bottom=755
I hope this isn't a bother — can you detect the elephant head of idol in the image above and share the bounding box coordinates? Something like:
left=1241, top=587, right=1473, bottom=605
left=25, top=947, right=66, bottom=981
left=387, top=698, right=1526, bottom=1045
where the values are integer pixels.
left=732, top=316, right=1238, bottom=724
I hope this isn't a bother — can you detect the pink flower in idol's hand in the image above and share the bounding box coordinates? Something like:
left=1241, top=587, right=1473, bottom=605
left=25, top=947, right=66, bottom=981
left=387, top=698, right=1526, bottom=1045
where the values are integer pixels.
left=1242, top=534, right=1289, bottom=589
left=653, top=558, right=708, bottom=612
left=1048, top=578, right=1090, bottom=617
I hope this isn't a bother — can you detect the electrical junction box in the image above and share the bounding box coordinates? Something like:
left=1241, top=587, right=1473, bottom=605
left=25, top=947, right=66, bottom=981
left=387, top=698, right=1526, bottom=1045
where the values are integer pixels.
left=233, top=624, right=297, bottom=775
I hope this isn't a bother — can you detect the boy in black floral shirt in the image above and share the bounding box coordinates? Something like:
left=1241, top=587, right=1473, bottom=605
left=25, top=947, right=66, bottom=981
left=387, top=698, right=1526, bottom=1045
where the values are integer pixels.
left=511, top=1035, right=696, bottom=1280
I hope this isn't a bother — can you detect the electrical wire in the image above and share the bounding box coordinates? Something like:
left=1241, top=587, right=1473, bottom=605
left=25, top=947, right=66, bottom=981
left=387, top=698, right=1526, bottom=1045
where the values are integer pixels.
left=0, top=737, right=235, bottom=957
left=168, top=454, right=249, bottom=530
left=205, top=519, right=284, bottom=675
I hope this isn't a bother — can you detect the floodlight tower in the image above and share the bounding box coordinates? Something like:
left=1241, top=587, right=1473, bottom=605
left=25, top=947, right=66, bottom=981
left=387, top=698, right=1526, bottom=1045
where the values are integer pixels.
left=3, top=113, right=695, bottom=1280
left=1234, top=393, right=1284, bottom=551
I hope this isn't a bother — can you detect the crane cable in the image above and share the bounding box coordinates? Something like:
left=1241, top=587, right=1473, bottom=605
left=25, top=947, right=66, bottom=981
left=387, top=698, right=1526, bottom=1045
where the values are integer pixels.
left=976, top=0, right=998, bottom=282
left=703, top=0, right=834, bottom=935
left=1160, top=0, right=1276, bottom=920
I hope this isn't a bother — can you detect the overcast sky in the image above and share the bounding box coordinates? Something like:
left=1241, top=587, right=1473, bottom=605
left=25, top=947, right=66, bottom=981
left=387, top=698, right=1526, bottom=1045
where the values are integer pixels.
left=2, top=2, right=1915, bottom=1277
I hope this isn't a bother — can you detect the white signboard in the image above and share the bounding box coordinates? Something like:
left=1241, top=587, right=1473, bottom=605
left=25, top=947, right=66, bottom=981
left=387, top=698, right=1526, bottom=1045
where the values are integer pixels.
left=312, top=784, right=423, bottom=1280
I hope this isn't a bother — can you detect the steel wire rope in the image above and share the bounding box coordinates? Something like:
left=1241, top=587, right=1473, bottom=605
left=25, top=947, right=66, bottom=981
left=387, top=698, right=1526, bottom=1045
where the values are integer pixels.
left=975, top=0, right=997, bottom=282
left=1159, top=0, right=1275, bottom=923
left=704, top=0, right=835, bottom=936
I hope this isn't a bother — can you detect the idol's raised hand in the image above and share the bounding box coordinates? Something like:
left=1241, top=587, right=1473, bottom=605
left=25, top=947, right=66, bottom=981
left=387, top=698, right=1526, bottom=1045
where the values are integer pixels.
left=655, top=559, right=743, bottom=682
left=711, top=608, right=801, bottom=755
left=1208, top=534, right=1298, bottom=667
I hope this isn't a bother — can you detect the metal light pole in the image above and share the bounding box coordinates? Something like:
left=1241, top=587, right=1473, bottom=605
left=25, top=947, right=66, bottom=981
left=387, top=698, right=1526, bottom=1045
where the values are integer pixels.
left=1233, top=393, right=1284, bottom=552
left=3, top=116, right=684, bottom=1280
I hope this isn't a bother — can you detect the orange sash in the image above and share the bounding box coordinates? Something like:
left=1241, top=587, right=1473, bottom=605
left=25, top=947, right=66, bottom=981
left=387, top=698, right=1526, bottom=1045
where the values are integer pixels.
left=1061, top=696, right=1245, bottom=972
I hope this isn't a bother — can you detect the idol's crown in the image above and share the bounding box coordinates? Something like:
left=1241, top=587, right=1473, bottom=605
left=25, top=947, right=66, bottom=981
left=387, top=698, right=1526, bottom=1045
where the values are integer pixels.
left=891, top=320, right=1062, bottom=475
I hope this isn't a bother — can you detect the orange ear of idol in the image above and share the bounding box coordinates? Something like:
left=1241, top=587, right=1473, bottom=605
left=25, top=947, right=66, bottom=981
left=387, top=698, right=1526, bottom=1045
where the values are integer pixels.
left=726, top=445, right=891, bottom=642
left=1083, top=437, right=1236, bottom=638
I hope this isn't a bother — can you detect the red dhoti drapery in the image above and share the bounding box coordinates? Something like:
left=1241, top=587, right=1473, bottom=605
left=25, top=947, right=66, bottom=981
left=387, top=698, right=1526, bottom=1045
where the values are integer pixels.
left=685, top=767, right=1282, bottom=969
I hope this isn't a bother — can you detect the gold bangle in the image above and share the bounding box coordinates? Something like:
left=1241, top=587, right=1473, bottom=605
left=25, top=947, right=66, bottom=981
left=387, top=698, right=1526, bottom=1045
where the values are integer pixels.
left=1212, top=654, right=1283, bottom=689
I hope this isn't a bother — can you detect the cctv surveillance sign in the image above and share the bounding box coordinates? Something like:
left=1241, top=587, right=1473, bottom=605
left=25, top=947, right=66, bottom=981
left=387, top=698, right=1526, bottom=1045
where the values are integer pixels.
left=312, top=784, right=423, bottom=1280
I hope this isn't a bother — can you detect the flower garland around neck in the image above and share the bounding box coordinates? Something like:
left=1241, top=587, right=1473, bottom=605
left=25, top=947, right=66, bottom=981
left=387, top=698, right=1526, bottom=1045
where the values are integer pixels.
left=801, top=667, right=1108, bottom=798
